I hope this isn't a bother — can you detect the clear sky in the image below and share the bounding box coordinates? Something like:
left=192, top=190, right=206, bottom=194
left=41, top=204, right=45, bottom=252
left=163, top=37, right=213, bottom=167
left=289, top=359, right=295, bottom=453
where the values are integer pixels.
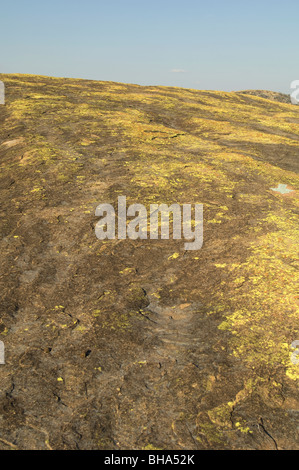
left=0, top=0, right=298, bottom=93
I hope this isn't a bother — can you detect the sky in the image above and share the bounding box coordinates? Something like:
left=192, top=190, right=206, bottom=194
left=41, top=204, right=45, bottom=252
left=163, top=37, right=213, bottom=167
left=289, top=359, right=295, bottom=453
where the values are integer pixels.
left=0, top=0, right=298, bottom=93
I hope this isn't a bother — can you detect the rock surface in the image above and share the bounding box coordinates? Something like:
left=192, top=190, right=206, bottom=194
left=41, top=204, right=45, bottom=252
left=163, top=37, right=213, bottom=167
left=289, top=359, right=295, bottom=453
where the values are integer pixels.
left=0, top=74, right=298, bottom=450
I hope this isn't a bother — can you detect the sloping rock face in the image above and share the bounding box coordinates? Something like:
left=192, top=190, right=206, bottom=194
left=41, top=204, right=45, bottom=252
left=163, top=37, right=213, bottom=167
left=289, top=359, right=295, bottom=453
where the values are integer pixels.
left=0, top=74, right=298, bottom=450
left=237, top=90, right=291, bottom=104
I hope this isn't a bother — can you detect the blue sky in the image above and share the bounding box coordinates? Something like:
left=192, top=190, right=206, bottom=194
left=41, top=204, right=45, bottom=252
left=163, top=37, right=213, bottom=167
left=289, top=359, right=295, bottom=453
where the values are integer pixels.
left=0, top=0, right=298, bottom=92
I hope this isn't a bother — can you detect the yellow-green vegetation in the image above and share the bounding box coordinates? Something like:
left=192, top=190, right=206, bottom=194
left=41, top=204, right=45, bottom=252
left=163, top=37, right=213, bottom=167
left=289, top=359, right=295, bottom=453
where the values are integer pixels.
left=0, top=73, right=298, bottom=450
left=218, top=211, right=299, bottom=380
